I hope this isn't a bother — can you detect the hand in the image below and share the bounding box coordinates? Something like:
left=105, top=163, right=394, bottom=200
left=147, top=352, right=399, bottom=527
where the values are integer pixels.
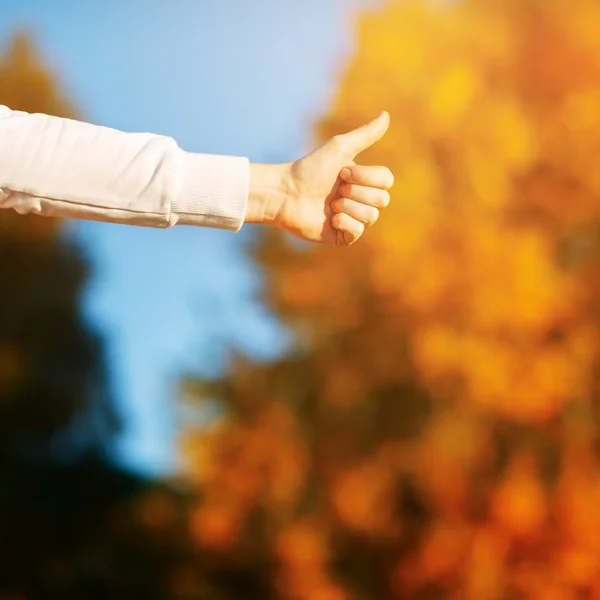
left=245, top=112, right=394, bottom=246
left=280, top=111, right=394, bottom=245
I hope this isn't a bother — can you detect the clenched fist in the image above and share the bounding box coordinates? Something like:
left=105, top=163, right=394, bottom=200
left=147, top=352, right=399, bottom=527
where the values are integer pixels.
left=245, top=112, right=394, bottom=246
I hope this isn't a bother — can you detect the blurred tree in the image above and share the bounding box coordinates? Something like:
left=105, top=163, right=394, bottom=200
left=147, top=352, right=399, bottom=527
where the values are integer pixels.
left=182, top=0, right=600, bottom=598
left=0, top=30, right=115, bottom=462
left=0, top=32, right=198, bottom=600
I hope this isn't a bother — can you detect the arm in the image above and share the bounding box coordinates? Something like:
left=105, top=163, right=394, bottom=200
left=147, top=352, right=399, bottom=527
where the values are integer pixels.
left=0, top=105, right=394, bottom=245
left=0, top=104, right=248, bottom=231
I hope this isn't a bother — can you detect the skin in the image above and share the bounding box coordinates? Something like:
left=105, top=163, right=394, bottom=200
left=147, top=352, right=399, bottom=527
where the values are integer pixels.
left=244, top=112, right=394, bottom=246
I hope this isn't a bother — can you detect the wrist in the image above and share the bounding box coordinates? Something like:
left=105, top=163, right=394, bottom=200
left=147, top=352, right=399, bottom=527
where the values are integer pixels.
left=245, top=163, right=293, bottom=226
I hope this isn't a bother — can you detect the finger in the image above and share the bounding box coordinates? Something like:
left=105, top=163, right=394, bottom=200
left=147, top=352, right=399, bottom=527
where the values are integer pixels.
left=331, top=197, right=380, bottom=226
left=331, top=212, right=365, bottom=246
left=337, top=111, right=390, bottom=157
left=340, top=165, right=394, bottom=190
left=337, top=182, right=390, bottom=209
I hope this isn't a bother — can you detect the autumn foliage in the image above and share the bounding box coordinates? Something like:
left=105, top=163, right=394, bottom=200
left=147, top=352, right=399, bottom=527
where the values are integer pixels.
left=182, top=0, right=600, bottom=598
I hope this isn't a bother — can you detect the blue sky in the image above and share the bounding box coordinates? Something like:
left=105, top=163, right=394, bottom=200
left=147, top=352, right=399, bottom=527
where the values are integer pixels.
left=1, top=0, right=379, bottom=475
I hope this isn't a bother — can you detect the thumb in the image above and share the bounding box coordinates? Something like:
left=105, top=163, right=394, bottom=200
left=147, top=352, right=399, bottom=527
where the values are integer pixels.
left=338, top=111, right=390, bottom=157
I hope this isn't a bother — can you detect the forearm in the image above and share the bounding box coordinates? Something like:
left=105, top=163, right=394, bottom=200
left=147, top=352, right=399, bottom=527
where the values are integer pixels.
left=0, top=105, right=249, bottom=230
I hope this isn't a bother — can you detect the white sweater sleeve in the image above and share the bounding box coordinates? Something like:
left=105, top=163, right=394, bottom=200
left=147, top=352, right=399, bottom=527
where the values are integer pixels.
left=0, top=105, right=249, bottom=231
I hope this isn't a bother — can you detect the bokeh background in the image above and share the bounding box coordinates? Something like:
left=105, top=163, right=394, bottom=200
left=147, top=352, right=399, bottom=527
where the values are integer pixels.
left=2, top=0, right=600, bottom=598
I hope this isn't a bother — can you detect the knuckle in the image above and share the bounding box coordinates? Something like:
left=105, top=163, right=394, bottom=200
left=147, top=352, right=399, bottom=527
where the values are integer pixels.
left=331, top=197, right=344, bottom=213
left=338, top=181, right=351, bottom=196
left=380, top=190, right=391, bottom=208
left=332, top=135, right=346, bottom=151
left=368, top=207, right=380, bottom=224
left=387, top=170, right=395, bottom=189
left=332, top=212, right=345, bottom=228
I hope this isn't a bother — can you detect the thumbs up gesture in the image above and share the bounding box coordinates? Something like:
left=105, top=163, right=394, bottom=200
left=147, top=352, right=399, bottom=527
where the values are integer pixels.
left=247, top=112, right=394, bottom=246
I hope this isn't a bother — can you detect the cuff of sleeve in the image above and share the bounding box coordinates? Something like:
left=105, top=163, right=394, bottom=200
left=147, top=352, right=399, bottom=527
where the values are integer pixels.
left=171, top=151, right=249, bottom=231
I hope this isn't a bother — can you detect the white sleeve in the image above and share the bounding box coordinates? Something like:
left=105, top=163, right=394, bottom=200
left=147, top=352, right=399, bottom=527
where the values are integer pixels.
left=0, top=105, right=249, bottom=231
